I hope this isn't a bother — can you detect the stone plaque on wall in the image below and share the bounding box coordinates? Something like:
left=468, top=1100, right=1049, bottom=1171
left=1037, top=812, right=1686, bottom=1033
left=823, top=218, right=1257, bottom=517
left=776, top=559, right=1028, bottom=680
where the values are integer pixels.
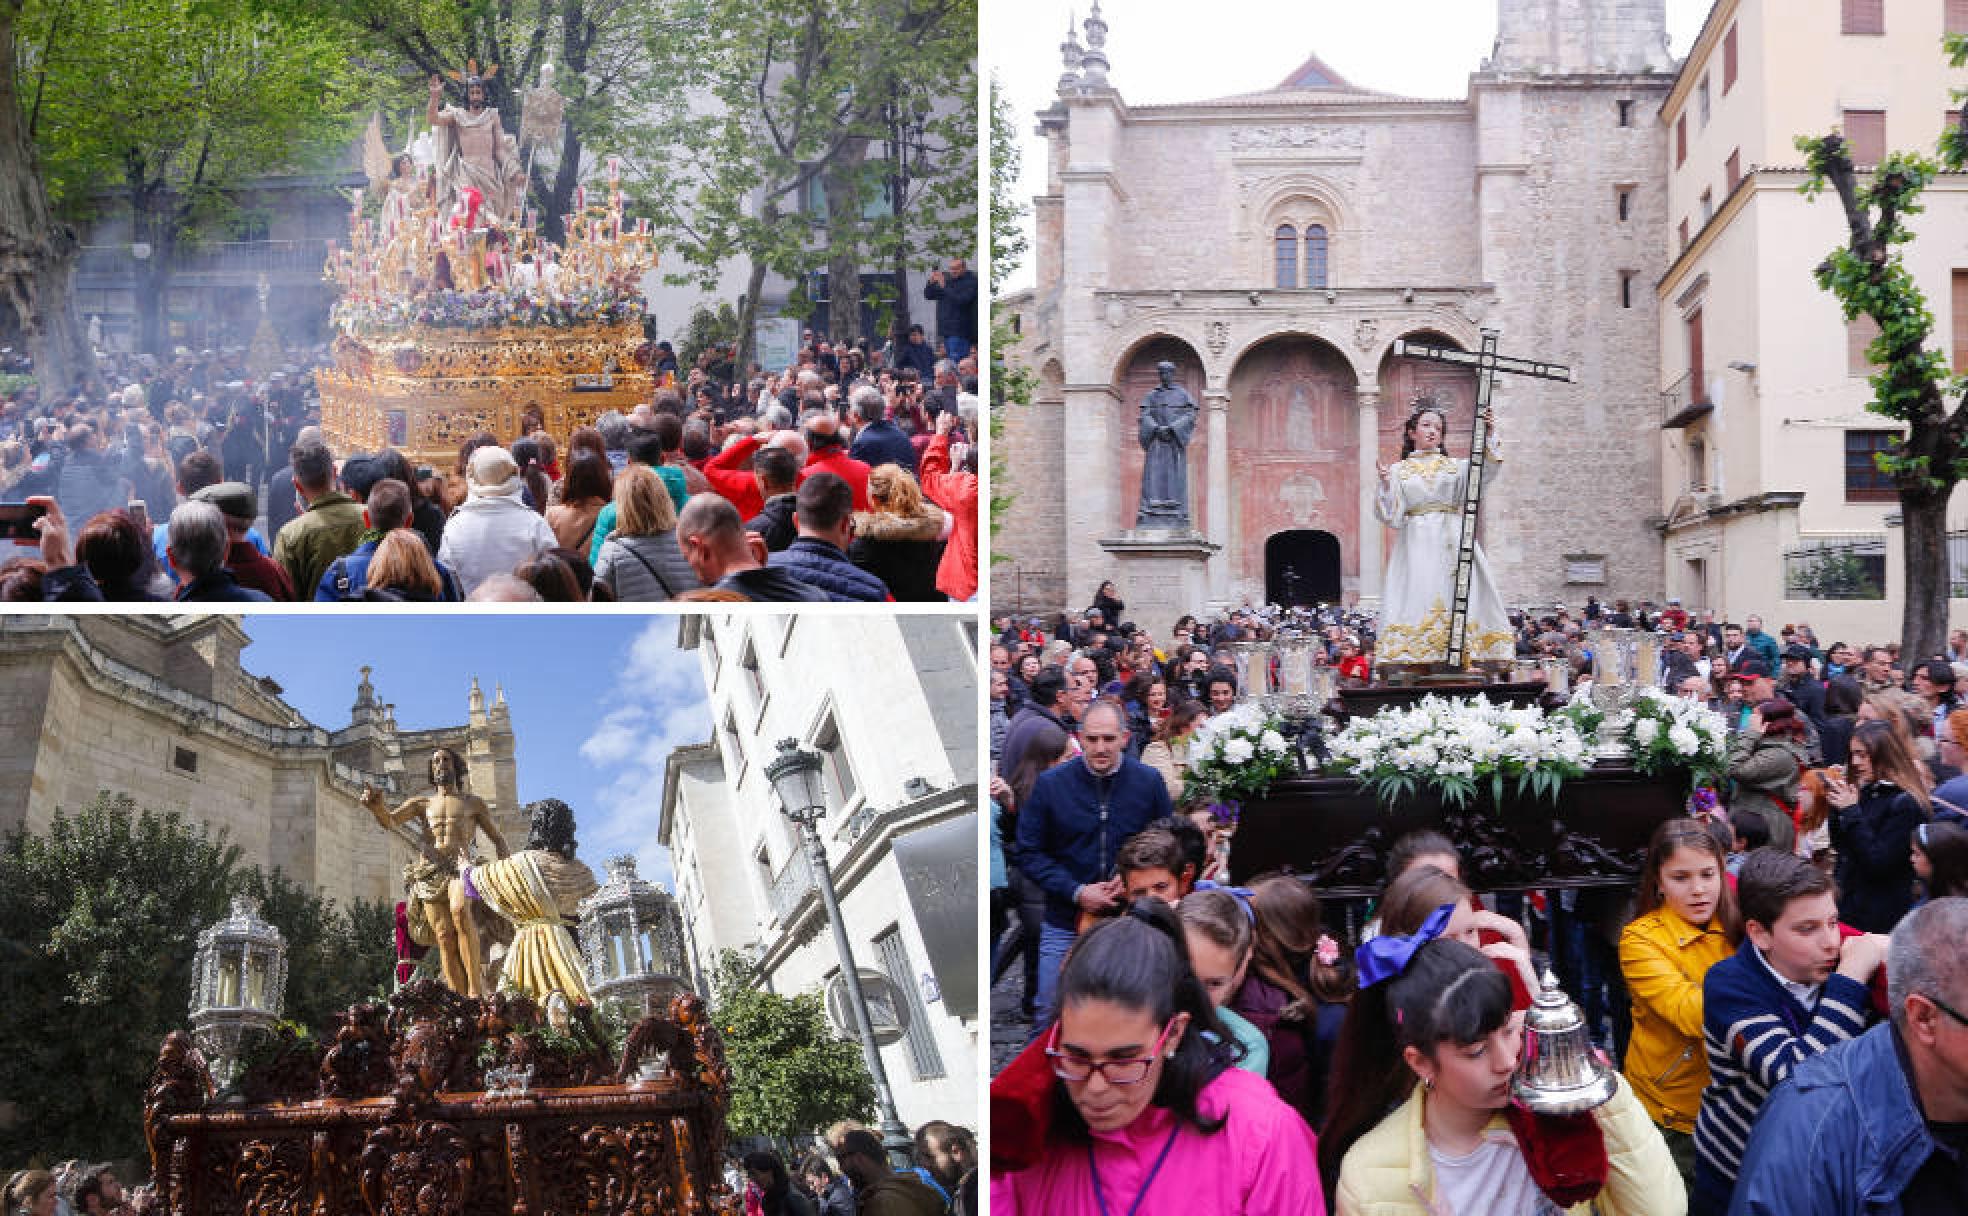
left=1563, top=554, right=1608, bottom=585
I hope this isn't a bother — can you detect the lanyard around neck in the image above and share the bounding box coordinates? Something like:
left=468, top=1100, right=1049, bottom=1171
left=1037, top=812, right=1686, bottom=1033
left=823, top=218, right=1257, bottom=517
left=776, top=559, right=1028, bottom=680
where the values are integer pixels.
left=1087, top=1121, right=1182, bottom=1216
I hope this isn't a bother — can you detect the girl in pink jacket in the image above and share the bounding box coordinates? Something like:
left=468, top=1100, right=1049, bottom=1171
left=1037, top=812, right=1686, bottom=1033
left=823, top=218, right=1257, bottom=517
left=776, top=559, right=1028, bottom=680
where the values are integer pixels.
left=992, top=899, right=1327, bottom=1214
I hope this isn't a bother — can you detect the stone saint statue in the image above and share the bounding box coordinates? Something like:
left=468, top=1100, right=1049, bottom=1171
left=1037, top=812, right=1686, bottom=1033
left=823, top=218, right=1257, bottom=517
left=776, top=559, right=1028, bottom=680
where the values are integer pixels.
left=363, top=747, right=509, bottom=997
left=1136, top=360, right=1199, bottom=528
left=426, top=67, right=527, bottom=227
left=459, top=798, right=599, bottom=1006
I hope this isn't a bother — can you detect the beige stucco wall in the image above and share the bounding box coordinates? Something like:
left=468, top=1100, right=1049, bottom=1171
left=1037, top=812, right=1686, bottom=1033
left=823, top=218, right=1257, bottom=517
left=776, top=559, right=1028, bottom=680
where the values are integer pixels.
left=1658, top=0, right=1968, bottom=638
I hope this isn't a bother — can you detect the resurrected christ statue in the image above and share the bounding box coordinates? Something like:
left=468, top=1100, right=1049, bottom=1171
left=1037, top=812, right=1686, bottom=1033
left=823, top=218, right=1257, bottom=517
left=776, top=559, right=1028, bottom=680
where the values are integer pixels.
left=427, top=71, right=527, bottom=227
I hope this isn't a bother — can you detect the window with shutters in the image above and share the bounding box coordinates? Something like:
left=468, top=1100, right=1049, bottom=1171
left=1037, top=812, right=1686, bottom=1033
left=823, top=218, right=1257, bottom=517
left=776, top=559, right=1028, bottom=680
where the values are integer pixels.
left=875, top=928, right=946, bottom=1080
left=1726, top=150, right=1742, bottom=194
left=1952, top=0, right=1968, bottom=35
left=1687, top=309, right=1706, bottom=401
left=1842, top=0, right=1884, bottom=36
left=1843, top=110, right=1886, bottom=166
left=1845, top=431, right=1898, bottom=502
left=1676, top=115, right=1687, bottom=166
left=1953, top=270, right=1968, bottom=372
left=1274, top=225, right=1298, bottom=289
left=1723, top=25, right=1738, bottom=92
left=1849, top=314, right=1882, bottom=376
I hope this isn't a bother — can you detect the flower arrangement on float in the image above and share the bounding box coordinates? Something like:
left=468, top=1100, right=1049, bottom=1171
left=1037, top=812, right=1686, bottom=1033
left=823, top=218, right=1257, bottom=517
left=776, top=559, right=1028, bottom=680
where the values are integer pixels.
left=1569, top=685, right=1730, bottom=783
left=1185, top=703, right=1301, bottom=803
left=331, top=285, right=646, bottom=336
left=1326, top=694, right=1591, bottom=808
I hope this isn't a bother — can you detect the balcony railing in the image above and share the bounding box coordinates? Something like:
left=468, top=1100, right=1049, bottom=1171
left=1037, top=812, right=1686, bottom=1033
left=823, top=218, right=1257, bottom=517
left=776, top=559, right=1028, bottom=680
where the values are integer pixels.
left=1660, top=371, right=1714, bottom=429
left=766, top=848, right=816, bottom=924
left=74, top=239, right=332, bottom=283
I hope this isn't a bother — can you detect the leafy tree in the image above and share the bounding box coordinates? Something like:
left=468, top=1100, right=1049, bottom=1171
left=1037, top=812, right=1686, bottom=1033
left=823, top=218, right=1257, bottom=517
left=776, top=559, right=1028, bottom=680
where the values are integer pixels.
left=0, top=793, right=401, bottom=1165
left=1794, top=36, right=1968, bottom=662
left=236, top=868, right=396, bottom=1035
left=677, top=301, right=741, bottom=373
left=709, top=948, right=874, bottom=1141
left=987, top=76, right=1030, bottom=544
left=637, top=0, right=976, bottom=369
left=0, top=793, right=239, bottom=1164
left=0, top=0, right=92, bottom=393
left=22, top=0, right=371, bottom=355
left=310, top=0, right=700, bottom=247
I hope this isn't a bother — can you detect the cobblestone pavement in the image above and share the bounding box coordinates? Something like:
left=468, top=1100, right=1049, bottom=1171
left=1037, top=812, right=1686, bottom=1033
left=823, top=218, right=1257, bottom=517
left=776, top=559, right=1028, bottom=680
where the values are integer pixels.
left=989, top=955, right=1032, bottom=1075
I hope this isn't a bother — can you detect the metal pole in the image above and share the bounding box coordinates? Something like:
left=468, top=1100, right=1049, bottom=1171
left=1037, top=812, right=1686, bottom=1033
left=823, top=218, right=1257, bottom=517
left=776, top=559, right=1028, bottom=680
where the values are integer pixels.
left=797, top=813, right=913, bottom=1168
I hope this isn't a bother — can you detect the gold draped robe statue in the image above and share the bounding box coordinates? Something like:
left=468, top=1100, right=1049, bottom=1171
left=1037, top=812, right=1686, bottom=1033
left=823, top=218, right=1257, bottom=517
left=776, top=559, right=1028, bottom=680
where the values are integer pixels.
left=465, top=849, right=598, bottom=1005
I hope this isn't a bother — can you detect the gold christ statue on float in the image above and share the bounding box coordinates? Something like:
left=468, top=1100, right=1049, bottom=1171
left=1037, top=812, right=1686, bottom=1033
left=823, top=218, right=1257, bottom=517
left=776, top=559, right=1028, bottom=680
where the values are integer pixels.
left=363, top=746, right=510, bottom=997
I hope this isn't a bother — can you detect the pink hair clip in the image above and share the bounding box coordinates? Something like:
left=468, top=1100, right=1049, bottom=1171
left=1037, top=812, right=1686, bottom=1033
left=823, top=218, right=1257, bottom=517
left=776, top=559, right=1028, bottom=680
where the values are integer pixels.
left=1315, top=933, right=1341, bottom=967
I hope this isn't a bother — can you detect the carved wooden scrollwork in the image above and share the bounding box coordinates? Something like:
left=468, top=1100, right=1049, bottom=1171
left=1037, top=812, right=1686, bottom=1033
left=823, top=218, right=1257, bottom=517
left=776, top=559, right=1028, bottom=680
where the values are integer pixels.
left=358, top=1122, right=472, bottom=1216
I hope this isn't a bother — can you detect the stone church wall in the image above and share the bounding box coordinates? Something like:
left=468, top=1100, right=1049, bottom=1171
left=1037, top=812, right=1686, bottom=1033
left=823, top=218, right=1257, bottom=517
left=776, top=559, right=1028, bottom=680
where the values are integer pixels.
left=1476, top=75, right=1669, bottom=606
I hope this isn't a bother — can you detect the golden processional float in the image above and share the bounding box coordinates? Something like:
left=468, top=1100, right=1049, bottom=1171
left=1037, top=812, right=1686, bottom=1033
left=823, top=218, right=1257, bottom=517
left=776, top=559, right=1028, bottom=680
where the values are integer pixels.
left=318, top=72, right=662, bottom=466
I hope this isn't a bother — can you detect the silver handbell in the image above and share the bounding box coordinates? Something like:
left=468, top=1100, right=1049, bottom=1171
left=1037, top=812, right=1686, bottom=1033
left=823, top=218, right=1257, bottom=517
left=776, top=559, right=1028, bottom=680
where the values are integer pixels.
left=1511, top=968, right=1619, bottom=1115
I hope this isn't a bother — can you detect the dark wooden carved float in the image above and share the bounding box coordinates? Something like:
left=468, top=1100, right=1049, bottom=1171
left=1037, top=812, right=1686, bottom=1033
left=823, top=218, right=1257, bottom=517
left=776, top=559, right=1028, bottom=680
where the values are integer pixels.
left=141, top=979, right=738, bottom=1216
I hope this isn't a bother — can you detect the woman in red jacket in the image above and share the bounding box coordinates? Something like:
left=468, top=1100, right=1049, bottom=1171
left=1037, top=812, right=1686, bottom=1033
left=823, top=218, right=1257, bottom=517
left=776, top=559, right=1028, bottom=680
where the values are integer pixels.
left=918, top=410, right=976, bottom=601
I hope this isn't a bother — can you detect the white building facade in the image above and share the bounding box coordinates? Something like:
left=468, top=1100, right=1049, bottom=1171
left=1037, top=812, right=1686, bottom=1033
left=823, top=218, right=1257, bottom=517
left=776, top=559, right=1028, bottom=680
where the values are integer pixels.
left=1656, top=0, right=1968, bottom=640
left=658, top=614, right=979, bottom=1132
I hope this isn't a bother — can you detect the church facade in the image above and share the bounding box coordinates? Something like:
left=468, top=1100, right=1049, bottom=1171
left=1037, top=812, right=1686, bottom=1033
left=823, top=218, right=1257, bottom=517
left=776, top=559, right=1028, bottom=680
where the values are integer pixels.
left=998, top=0, right=1677, bottom=634
left=0, top=615, right=521, bottom=908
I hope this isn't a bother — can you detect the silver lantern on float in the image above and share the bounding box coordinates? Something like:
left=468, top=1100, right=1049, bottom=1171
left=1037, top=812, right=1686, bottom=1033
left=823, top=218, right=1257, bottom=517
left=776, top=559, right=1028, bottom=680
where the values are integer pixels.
left=576, top=855, right=688, bottom=1022
left=188, top=895, right=287, bottom=1091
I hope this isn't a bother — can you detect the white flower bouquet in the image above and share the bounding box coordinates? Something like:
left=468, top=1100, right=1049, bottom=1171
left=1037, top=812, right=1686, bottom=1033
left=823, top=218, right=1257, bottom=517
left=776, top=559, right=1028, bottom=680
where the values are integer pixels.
left=1327, top=693, right=1591, bottom=808
left=1186, top=703, right=1303, bottom=803
left=1618, top=686, right=1730, bottom=782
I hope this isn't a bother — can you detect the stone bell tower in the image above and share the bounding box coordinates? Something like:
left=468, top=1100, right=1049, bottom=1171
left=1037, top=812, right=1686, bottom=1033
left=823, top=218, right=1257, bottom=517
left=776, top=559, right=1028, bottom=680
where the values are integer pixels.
left=1489, top=0, right=1673, bottom=75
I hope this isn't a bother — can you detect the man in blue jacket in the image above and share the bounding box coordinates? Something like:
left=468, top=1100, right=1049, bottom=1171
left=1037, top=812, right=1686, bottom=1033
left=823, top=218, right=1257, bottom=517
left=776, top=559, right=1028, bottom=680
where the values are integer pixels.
left=847, top=385, right=917, bottom=473
left=1014, top=698, right=1173, bottom=1029
left=766, top=472, right=888, bottom=601
left=1727, top=896, right=1968, bottom=1214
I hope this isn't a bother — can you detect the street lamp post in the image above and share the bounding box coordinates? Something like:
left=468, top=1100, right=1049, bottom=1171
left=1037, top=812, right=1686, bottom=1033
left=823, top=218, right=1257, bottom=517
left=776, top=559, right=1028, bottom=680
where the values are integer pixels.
left=763, top=737, right=913, bottom=1167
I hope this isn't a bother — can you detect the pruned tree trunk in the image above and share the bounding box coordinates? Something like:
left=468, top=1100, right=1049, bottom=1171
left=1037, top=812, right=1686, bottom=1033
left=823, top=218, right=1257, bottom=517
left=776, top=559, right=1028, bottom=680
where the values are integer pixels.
left=1900, top=486, right=1953, bottom=664
left=735, top=213, right=770, bottom=376
left=0, top=0, right=93, bottom=393
left=823, top=139, right=868, bottom=343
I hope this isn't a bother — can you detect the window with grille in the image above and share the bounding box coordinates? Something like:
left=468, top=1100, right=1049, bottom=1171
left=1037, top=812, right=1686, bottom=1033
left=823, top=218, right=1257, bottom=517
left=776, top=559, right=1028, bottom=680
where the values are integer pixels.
left=1844, top=431, right=1898, bottom=503
left=1723, top=25, right=1738, bottom=92
left=1305, top=225, right=1329, bottom=288
left=1785, top=536, right=1887, bottom=598
left=1274, top=225, right=1297, bottom=288
left=1843, top=109, right=1886, bottom=165
left=1842, top=0, right=1884, bottom=36
left=874, top=928, right=945, bottom=1080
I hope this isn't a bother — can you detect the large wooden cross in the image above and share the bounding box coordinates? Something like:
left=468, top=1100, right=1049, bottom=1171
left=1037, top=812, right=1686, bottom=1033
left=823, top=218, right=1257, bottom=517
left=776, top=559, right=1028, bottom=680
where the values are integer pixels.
left=1391, top=328, right=1575, bottom=669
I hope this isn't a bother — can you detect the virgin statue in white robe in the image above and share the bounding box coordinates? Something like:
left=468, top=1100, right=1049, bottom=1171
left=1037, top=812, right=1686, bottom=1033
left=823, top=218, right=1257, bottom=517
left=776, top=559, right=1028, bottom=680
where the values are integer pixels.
left=1373, top=404, right=1516, bottom=666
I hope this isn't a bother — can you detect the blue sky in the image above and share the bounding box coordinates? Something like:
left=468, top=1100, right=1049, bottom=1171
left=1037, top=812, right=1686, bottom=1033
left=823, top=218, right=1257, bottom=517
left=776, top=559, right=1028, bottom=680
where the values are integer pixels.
left=238, top=614, right=710, bottom=888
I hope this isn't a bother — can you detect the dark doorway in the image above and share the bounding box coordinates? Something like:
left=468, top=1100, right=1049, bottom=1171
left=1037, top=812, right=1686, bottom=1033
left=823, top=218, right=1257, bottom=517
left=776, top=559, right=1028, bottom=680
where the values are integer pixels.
left=1265, top=530, right=1342, bottom=607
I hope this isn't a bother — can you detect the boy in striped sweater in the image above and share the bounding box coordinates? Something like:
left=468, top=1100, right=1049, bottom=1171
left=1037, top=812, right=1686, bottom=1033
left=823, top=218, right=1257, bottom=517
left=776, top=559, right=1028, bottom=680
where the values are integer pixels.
left=1691, top=848, right=1888, bottom=1215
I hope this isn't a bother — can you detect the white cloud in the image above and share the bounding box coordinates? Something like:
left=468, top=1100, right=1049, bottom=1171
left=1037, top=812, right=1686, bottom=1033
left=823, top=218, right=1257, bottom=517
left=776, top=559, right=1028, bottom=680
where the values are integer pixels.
left=572, top=620, right=712, bottom=894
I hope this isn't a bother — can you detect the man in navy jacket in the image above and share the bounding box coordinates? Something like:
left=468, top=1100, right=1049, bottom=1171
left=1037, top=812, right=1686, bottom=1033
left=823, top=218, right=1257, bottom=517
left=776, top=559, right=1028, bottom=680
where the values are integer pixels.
left=1014, top=699, right=1173, bottom=1028
left=1693, top=849, right=1883, bottom=1213
left=1727, top=897, right=1968, bottom=1215
left=846, top=384, right=917, bottom=472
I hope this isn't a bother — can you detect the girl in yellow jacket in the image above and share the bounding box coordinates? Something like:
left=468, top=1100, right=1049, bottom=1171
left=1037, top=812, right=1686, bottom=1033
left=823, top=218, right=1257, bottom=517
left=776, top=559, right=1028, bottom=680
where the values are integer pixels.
left=1617, top=818, right=1740, bottom=1195
left=1325, top=921, right=1683, bottom=1215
